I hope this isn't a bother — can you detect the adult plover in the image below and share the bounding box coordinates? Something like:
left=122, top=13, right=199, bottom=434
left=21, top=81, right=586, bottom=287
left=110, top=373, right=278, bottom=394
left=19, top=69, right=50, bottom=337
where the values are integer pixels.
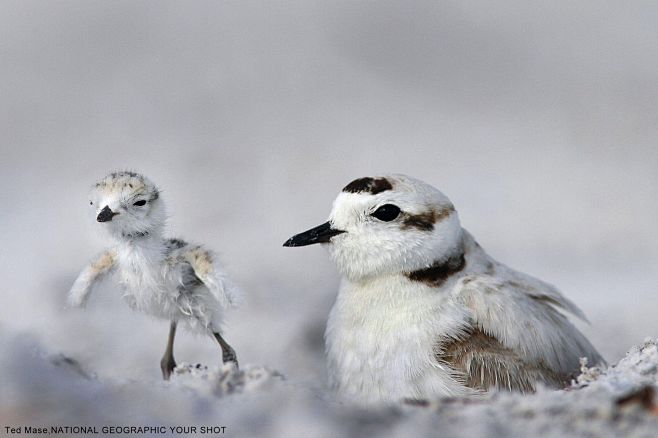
left=284, top=174, right=603, bottom=404
left=68, top=171, right=240, bottom=379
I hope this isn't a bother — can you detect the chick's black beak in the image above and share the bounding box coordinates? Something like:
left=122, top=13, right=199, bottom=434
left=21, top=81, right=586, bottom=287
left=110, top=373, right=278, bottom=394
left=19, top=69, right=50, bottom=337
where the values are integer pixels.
left=97, top=205, right=118, bottom=222
left=283, top=221, right=346, bottom=247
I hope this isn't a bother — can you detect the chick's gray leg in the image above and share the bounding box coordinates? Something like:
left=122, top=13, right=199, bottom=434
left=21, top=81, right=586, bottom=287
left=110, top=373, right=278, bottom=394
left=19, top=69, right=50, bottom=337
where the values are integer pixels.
left=160, top=321, right=177, bottom=380
left=212, top=332, right=239, bottom=369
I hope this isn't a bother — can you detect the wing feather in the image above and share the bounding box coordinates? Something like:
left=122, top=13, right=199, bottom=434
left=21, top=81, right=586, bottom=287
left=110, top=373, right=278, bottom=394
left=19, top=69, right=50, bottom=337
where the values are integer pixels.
left=180, top=245, right=241, bottom=308
left=494, top=261, right=588, bottom=322
left=448, top=270, right=603, bottom=390
left=438, top=327, right=570, bottom=393
left=67, top=248, right=117, bottom=307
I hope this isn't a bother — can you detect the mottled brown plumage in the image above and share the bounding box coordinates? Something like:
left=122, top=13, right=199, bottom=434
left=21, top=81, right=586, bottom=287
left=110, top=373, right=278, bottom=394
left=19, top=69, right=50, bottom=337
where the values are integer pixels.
left=438, top=328, right=571, bottom=393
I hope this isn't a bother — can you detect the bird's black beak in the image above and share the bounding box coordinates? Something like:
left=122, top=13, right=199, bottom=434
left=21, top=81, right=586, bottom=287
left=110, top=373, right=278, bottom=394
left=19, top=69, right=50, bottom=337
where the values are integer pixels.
left=283, top=221, right=346, bottom=247
left=97, top=205, right=118, bottom=222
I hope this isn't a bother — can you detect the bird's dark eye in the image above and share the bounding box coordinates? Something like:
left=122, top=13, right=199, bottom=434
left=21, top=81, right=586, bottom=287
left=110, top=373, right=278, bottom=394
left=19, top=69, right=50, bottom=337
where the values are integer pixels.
left=133, top=200, right=147, bottom=206
left=89, top=201, right=93, bottom=205
left=371, top=204, right=401, bottom=222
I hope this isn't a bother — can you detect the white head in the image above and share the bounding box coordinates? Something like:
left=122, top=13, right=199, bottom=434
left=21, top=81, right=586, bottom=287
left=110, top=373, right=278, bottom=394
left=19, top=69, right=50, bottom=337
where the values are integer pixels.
left=88, top=171, right=166, bottom=241
left=284, top=174, right=463, bottom=281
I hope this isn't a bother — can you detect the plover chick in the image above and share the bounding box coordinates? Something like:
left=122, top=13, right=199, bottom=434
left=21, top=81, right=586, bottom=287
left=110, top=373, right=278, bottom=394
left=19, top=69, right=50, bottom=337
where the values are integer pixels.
left=68, top=171, right=240, bottom=380
left=284, top=174, right=604, bottom=404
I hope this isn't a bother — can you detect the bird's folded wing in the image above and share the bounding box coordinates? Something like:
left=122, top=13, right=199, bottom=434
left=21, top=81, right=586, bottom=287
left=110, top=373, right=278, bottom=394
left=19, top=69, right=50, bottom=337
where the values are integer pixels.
left=181, top=246, right=241, bottom=308
left=437, top=326, right=565, bottom=392
left=447, top=273, right=602, bottom=390
left=67, top=248, right=117, bottom=307
left=493, top=262, right=589, bottom=322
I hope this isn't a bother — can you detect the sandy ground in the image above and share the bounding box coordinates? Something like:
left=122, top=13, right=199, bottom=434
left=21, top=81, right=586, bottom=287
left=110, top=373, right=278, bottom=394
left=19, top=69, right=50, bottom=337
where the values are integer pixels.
left=1, top=330, right=657, bottom=437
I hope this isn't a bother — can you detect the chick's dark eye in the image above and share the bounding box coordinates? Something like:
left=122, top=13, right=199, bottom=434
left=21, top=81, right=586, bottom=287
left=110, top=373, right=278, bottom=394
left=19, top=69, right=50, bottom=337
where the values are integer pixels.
left=371, top=204, right=401, bottom=222
left=133, top=200, right=147, bottom=206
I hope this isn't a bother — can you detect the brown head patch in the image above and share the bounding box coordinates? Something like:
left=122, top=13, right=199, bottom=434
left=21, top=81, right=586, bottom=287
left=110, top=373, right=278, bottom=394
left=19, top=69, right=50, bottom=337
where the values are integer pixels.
left=401, top=205, right=454, bottom=231
left=406, top=251, right=466, bottom=287
left=342, top=177, right=393, bottom=195
left=402, top=210, right=436, bottom=231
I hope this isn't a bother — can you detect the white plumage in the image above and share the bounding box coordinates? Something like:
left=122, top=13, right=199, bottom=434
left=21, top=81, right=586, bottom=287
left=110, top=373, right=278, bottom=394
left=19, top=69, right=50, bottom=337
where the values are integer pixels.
left=69, top=171, right=240, bottom=379
left=284, top=174, right=604, bottom=404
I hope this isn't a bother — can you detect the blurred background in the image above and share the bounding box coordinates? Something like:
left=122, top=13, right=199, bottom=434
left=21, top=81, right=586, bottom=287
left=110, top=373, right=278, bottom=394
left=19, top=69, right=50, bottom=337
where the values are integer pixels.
left=1, top=0, right=657, bottom=397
